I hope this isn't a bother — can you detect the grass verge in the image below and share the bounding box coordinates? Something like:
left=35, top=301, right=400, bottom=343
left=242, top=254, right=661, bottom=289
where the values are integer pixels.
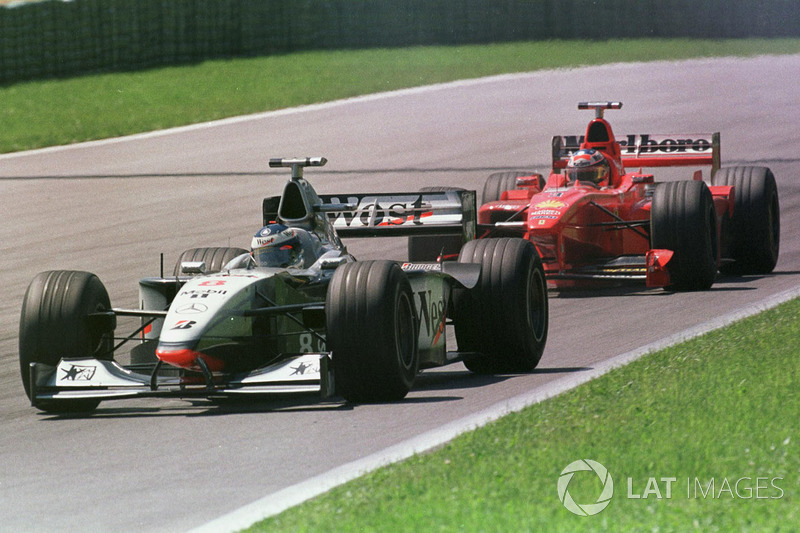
left=247, top=297, right=800, bottom=532
left=2, top=38, right=800, bottom=153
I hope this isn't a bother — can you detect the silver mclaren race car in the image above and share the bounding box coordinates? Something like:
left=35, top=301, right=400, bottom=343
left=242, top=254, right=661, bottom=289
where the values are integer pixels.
left=19, top=157, right=548, bottom=412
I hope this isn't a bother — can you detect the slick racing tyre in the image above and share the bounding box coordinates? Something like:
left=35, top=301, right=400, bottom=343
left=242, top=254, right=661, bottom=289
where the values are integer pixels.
left=173, top=247, right=249, bottom=276
left=19, top=270, right=115, bottom=412
left=326, top=261, right=419, bottom=402
left=482, top=171, right=527, bottom=204
left=651, top=180, right=718, bottom=291
left=453, top=238, right=548, bottom=373
left=712, top=166, right=780, bottom=274
left=407, top=186, right=466, bottom=262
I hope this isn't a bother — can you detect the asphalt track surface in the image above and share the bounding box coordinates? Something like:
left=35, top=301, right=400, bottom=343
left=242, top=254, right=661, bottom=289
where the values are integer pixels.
left=1, top=55, right=799, bottom=533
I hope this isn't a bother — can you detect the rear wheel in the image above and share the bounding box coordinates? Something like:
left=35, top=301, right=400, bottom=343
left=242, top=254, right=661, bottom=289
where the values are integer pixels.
left=326, top=261, right=418, bottom=402
left=453, top=238, right=548, bottom=373
left=651, top=180, right=718, bottom=291
left=19, top=270, right=115, bottom=412
left=712, top=166, right=780, bottom=274
left=407, top=186, right=465, bottom=261
left=173, top=247, right=249, bottom=276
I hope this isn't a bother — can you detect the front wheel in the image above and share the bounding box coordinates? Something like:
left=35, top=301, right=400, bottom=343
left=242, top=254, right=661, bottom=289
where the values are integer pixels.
left=326, top=261, right=418, bottom=402
left=173, top=247, right=249, bottom=276
left=482, top=171, right=536, bottom=204
left=453, top=238, right=548, bottom=373
left=651, top=180, right=718, bottom=291
left=19, top=270, right=115, bottom=412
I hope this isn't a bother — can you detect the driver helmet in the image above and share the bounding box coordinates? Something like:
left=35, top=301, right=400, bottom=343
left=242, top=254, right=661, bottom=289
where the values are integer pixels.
left=251, top=224, right=304, bottom=268
left=566, top=149, right=610, bottom=187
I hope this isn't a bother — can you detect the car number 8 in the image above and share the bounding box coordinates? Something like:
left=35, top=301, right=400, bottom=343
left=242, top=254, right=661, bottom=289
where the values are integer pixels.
left=299, top=333, right=326, bottom=353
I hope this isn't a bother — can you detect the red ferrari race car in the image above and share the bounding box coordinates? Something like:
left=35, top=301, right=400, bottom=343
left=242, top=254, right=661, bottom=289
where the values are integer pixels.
left=412, top=101, right=780, bottom=291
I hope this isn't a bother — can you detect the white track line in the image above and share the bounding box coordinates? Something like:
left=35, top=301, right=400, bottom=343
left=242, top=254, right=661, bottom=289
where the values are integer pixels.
left=0, top=72, right=541, bottom=161
left=190, top=285, right=800, bottom=533
left=0, top=56, right=742, bottom=162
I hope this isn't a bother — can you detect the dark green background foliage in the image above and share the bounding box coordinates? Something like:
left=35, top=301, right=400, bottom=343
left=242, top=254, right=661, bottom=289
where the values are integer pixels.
left=1, top=0, right=799, bottom=84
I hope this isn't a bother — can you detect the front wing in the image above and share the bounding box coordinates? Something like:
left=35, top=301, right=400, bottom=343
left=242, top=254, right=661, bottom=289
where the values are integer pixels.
left=28, top=352, right=333, bottom=405
left=542, top=251, right=673, bottom=288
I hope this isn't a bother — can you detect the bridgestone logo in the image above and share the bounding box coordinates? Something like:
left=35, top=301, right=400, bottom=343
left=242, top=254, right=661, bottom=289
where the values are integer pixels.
left=401, top=262, right=442, bottom=271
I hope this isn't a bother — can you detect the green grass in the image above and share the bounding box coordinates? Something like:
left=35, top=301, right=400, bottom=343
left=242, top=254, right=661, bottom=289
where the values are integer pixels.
left=248, top=298, right=800, bottom=532
left=2, top=38, right=800, bottom=153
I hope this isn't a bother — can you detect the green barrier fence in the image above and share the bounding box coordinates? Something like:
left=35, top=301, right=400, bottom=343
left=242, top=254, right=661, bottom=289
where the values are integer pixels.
left=1, top=0, right=799, bottom=84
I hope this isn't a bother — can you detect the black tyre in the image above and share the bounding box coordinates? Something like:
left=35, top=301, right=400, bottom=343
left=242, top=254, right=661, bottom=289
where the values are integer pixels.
left=453, top=238, right=548, bottom=373
left=326, top=261, right=418, bottom=402
left=482, top=171, right=541, bottom=204
left=19, top=270, right=115, bottom=412
left=712, top=166, right=780, bottom=274
left=173, top=247, right=249, bottom=276
left=407, top=186, right=465, bottom=261
left=651, top=180, right=718, bottom=291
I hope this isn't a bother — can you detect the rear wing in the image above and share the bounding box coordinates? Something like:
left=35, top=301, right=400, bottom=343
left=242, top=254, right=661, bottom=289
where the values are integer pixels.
left=260, top=157, right=474, bottom=241
left=315, top=190, right=477, bottom=240
left=552, top=132, right=721, bottom=173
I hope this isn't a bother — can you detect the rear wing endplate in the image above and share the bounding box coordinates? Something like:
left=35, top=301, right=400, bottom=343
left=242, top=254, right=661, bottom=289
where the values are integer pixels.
left=552, top=132, right=720, bottom=173
left=315, top=190, right=476, bottom=240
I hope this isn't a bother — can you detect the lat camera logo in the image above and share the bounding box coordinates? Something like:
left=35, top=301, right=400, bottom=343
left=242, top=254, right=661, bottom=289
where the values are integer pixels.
left=558, top=459, right=614, bottom=516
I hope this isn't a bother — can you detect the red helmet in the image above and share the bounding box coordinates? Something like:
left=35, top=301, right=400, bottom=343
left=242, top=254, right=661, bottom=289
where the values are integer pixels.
left=566, top=149, right=610, bottom=187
